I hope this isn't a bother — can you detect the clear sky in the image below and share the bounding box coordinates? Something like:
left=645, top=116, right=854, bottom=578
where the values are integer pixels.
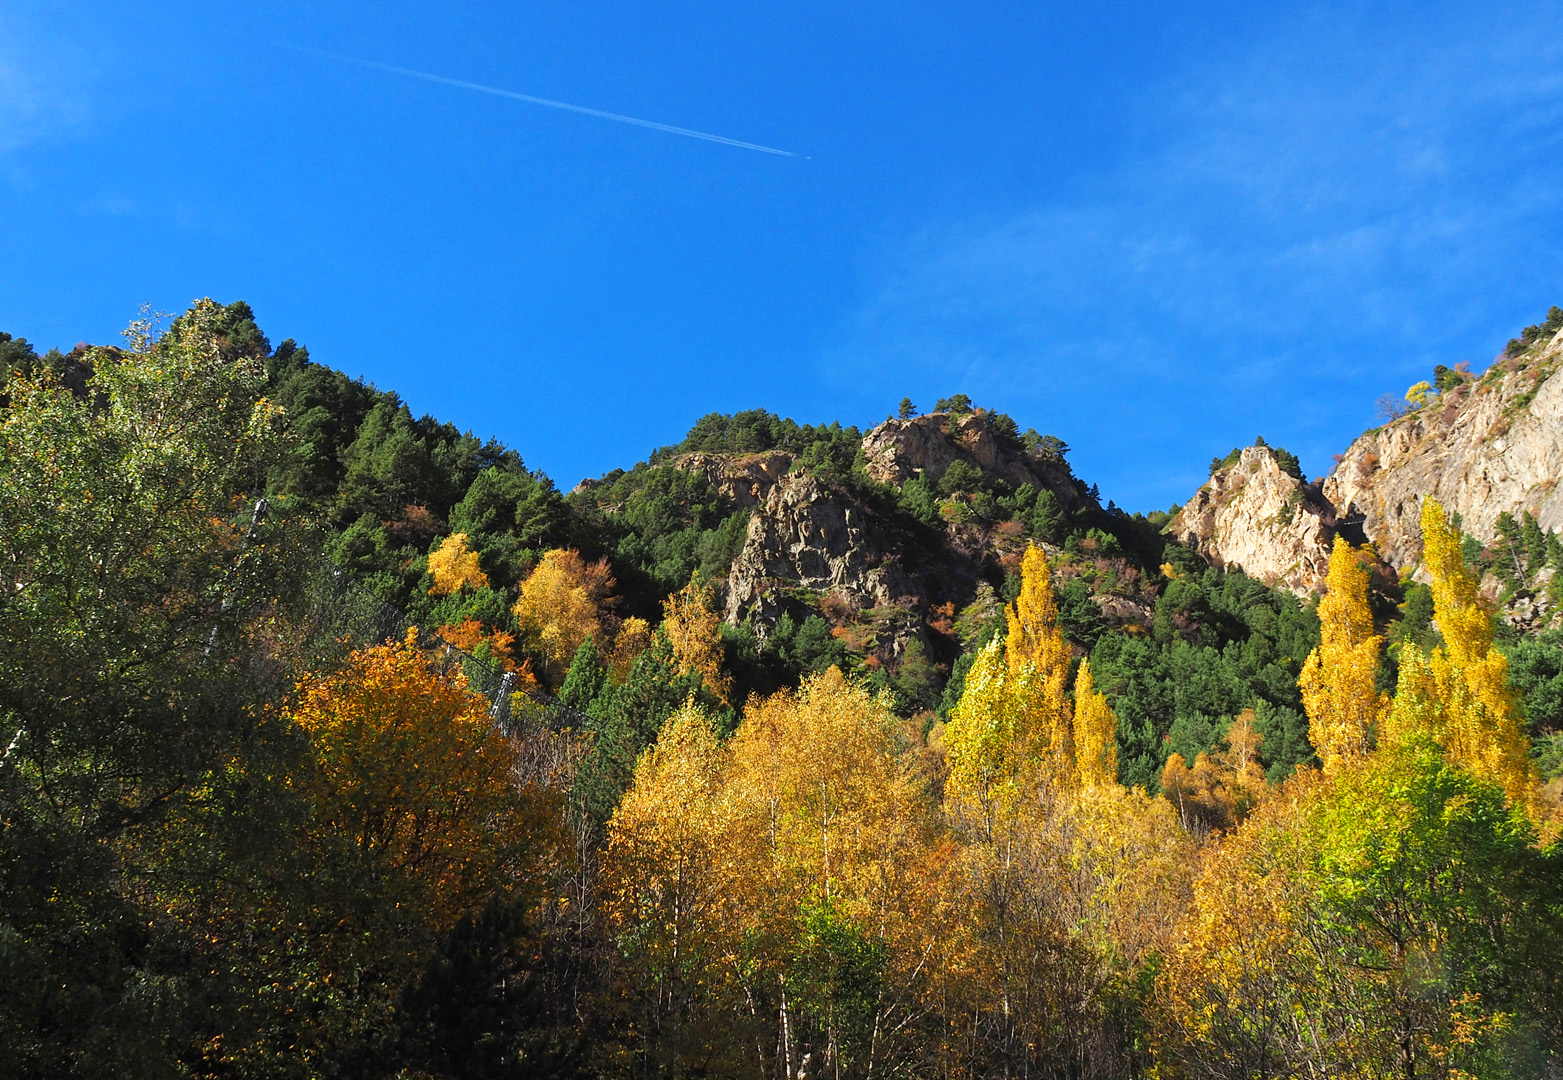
left=4, top=1, right=1562, bottom=510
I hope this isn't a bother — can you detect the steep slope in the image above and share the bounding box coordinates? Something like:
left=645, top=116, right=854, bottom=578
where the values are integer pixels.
left=1324, top=327, right=1563, bottom=572
left=1169, top=446, right=1335, bottom=595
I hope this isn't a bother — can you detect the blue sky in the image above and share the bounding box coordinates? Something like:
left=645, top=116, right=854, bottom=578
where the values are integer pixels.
left=3, top=1, right=1562, bottom=510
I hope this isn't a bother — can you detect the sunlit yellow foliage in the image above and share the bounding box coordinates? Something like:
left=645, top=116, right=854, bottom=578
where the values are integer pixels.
left=946, top=544, right=1109, bottom=816
left=512, top=548, right=616, bottom=684
left=288, top=629, right=554, bottom=928
left=1298, top=536, right=1387, bottom=771
left=661, top=579, right=733, bottom=704
left=1157, top=772, right=1328, bottom=1068
left=604, top=670, right=948, bottom=1076
left=427, top=531, right=489, bottom=595
left=1072, top=657, right=1118, bottom=788
left=606, top=615, right=652, bottom=681
left=603, top=700, right=734, bottom=1010
left=1385, top=500, right=1535, bottom=806
left=1160, top=709, right=1268, bottom=835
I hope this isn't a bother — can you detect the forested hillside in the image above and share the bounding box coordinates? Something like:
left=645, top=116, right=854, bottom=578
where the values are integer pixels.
left=3, top=299, right=1563, bottom=1078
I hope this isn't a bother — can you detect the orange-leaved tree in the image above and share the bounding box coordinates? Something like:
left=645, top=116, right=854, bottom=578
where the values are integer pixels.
left=1298, top=536, right=1387, bottom=772
left=289, top=629, right=558, bottom=929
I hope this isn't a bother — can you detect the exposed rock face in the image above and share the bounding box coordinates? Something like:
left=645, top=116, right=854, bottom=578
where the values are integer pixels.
left=1171, top=330, right=1563, bottom=595
left=1170, top=447, right=1335, bottom=595
left=676, top=451, right=793, bottom=508
left=723, top=472, right=918, bottom=629
left=861, top=412, right=1078, bottom=505
left=1324, top=330, right=1563, bottom=573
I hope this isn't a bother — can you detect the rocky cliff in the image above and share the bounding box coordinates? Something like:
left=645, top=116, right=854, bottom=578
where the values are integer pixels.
left=1169, top=447, right=1335, bottom=595
left=1324, top=328, right=1563, bottom=573
left=1173, top=327, right=1563, bottom=596
left=715, top=410, right=1112, bottom=665
left=722, top=472, right=919, bottom=628
left=860, top=411, right=1081, bottom=507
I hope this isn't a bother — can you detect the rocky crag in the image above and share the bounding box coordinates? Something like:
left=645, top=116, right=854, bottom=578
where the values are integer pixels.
left=1168, top=446, right=1335, bottom=595
left=664, top=410, right=1139, bottom=669
left=1325, top=327, right=1563, bottom=573
left=1173, top=325, right=1563, bottom=607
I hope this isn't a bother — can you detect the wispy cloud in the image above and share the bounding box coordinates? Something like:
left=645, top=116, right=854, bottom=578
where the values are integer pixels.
left=290, top=45, right=803, bottom=158
left=0, top=14, right=88, bottom=154
left=830, top=6, right=1563, bottom=508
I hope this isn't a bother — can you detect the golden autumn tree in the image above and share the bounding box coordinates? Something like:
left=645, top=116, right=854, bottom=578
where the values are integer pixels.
left=1385, top=499, right=1535, bottom=805
left=1160, top=709, right=1268, bottom=835
left=606, top=614, right=652, bottom=681
left=602, top=700, right=741, bottom=1069
left=288, top=629, right=557, bottom=929
left=1298, top=536, right=1387, bottom=771
left=1073, top=657, right=1118, bottom=788
left=1006, top=543, right=1074, bottom=765
left=427, top=531, right=489, bottom=595
left=511, top=548, right=616, bottom=684
left=662, top=579, right=733, bottom=704
left=945, top=544, right=1116, bottom=816
left=605, top=671, right=947, bottom=1078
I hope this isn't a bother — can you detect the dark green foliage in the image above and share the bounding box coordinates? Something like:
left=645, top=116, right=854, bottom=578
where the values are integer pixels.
left=1090, top=565, right=1319, bottom=791
left=1505, top=305, right=1563, bottom=357
left=558, top=637, right=608, bottom=711
left=1026, top=432, right=1069, bottom=463
left=1208, top=440, right=1302, bottom=480
left=934, top=393, right=973, bottom=415
left=888, top=637, right=941, bottom=715
left=898, top=397, right=917, bottom=419
left=654, top=408, right=863, bottom=465
left=1252, top=700, right=1314, bottom=782
left=1056, top=576, right=1108, bottom=649
left=938, top=458, right=986, bottom=496
left=1019, top=485, right=1066, bottom=541
left=898, top=473, right=940, bottom=526
left=571, top=465, right=748, bottom=614
left=569, top=632, right=724, bottom=826
left=764, top=611, right=850, bottom=681
left=1504, top=628, right=1563, bottom=736
left=1272, top=446, right=1303, bottom=481
left=395, top=899, right=585, bottom=1079
left=786, top=899, right=887, bottom=1073
left=1432, top=363, right=1471, bottom=393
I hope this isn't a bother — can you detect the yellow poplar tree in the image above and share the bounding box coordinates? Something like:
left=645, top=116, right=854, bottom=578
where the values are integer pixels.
left=662, top=579, right=733, bottom=704
left=944, top=639, right=1021, bottom=818
left=1006, top=544, right=1074, bottom=773
left=427, top=531, right=489, bottom=595
left=1072, top=657, right=1119, bottom=788
left=1385, top=499, right=1535, bottom=806
left=946, top=544, right=1112, bottom=814
left=1298, top=536, right=1387, bottom=772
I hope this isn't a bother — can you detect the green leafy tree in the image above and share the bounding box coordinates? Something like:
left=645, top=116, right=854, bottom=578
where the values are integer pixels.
left=0, top=301, right=303, bottom=1077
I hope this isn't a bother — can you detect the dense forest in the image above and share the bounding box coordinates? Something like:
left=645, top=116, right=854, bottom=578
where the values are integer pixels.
left=2, top=299, right=1562, bottom=1079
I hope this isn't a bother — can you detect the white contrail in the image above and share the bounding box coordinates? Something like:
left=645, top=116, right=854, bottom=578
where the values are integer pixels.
left=293, top=46, right=801, bottom=158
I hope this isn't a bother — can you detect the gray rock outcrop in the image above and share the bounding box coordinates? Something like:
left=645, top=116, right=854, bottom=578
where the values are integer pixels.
left=723, top=472, right=917, bottom=629
left=1169, top=447, right=1335, bottom=595
left=1324, top=329, right=1563, bottom=573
